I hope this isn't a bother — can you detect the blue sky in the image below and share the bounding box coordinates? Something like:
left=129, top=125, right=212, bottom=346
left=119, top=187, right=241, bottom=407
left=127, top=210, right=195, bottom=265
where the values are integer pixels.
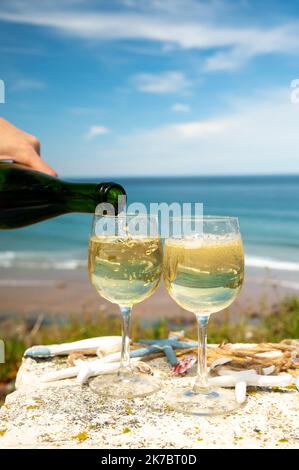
left=0, top=0, right=299, bottom=177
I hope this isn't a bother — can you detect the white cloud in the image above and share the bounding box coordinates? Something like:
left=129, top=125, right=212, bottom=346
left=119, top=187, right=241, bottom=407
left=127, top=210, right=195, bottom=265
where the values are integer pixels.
left=0, top=2, right=298, bottom=71
left=172, top=102, right=190, bottom=112
left=133, top=71, right=191, bottom=94
left=173, top=119, right=231, bottom=137
left=204, top=48, right=248, bottom=72
left=79, top=88, right=299, bottom=176
left=85, top=125, right=109, bottom=140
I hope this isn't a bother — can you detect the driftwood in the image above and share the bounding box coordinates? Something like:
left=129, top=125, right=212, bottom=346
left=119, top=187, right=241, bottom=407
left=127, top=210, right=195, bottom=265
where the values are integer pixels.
left=174, top=340, right=299, bottom=376
left=62, top=338, right=298, bottom=377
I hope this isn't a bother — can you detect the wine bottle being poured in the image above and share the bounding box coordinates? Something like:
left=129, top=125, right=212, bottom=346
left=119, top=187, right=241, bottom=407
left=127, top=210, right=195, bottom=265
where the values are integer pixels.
left=0, top=163, right=126, bottom=229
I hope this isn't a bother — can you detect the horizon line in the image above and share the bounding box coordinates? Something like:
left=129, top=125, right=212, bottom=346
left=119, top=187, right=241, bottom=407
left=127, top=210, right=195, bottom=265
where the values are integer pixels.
left=65, top=172, right=299, bottom=180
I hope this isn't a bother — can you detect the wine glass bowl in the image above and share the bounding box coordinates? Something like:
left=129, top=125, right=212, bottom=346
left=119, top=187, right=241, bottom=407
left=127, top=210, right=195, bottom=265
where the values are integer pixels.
left=164, top=221, right=244, bottom=315
left=88, top=235, right=162, bottom=307
left=163, top=216, right=244, bottom=415
left=88, top=213, right=162, bottom=398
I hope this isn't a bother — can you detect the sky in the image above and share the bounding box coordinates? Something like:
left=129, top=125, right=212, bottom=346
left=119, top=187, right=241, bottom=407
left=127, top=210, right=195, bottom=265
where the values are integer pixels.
left=0, top=0, right=299, bottom=177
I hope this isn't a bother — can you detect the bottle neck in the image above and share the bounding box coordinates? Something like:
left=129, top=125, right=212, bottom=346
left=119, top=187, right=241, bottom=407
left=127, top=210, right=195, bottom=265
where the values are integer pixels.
left=63, top=181, right=125, bottom=213
left=0, top=162, right=126, bottom=214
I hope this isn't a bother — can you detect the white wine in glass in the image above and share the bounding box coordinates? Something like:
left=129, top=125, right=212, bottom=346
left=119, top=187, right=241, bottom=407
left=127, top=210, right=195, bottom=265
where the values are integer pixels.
left=89, top=236, right=162, bottom=306
left=88, top=213, right=162, bottom=398
left=163, top=216, right=244, bottom=415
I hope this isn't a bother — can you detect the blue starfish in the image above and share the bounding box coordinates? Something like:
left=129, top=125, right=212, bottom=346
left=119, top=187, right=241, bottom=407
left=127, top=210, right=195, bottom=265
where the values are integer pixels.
left=130, top=336, right=197, bottom=366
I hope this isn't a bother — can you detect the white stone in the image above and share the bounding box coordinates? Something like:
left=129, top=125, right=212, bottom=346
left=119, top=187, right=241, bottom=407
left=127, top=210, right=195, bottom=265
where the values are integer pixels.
left=0, top=356, right=298, bottom=449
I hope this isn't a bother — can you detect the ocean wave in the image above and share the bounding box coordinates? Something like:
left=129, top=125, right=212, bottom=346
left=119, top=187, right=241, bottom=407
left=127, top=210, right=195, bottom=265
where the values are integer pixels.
left=274, top=280, right=299, bottom=290
left=246, top=255, right=299, bottom=272
left=0, top=251, right=86, bottom=270
left=0, top=279, right=59, bottom=287
left=1, top=251, right=299, bottom=272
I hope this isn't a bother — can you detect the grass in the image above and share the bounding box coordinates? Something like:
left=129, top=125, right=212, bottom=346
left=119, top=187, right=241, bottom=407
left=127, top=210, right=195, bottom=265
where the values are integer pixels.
left=0, top=295, right=299, bottom=405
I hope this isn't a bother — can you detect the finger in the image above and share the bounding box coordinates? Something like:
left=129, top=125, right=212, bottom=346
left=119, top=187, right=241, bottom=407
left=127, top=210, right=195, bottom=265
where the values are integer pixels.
left=0, top=148, right=57, bottom=177
left=25, top=149, right=57, bottom=176
left=30, top=156, right=57, bottom=177
left=20, top=134, right=57, bottom=176
left=0, top=119, right=40, bottom=153
left=22, top=132, right=41, bottom=155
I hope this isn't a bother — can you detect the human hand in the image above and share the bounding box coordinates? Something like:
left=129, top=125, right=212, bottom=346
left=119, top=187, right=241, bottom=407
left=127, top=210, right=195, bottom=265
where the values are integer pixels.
left=0, top=117, right=57, bottom=176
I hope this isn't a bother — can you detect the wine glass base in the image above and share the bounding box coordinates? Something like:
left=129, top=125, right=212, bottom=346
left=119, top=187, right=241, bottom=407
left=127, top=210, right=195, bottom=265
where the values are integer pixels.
left=89, top=373, right=161, bottom=399
left=166, top=387, right=244, bottom=416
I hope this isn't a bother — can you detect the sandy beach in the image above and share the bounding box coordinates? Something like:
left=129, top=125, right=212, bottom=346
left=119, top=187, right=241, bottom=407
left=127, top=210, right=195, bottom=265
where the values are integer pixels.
left=0, top=265, right=298, bottom=323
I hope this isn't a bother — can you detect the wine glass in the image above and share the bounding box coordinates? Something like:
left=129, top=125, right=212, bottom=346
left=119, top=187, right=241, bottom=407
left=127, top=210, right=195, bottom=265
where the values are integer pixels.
left=163, top=216, right=244, bottom=415
left=88, top=213, right=162, bottom=398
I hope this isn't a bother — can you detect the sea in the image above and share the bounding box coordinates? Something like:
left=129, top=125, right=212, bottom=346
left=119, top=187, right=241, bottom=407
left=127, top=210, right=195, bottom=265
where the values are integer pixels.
left=0, top=175, right=299, bottom=288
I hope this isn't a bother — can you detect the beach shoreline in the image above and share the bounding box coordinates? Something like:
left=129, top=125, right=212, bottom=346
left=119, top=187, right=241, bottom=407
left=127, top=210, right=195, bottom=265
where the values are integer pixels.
left=0, top=265, right=298, bottom=323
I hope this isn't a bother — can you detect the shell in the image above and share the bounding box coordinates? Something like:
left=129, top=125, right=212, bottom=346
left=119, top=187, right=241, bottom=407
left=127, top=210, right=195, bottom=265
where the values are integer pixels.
left=172, top=355, right=196, bottom=376
left=262, top=365, right=276, bottom=375
left=291, top=350, right=299, bottom=364
left=134, top=362, right=153, bottom=375
left=235, top=381, right=247, bottom=404
left=209, top=357, right=232, bottom=371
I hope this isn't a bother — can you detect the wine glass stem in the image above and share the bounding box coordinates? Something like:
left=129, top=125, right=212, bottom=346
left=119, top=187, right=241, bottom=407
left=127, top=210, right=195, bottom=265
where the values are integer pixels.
left=118, top=306, right=133, bottom=379
left=193, top=314, right=209, bottom=393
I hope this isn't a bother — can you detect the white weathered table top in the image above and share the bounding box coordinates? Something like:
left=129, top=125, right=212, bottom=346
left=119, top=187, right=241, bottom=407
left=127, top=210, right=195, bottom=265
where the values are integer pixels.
left=0, top=355, right=298, bottom=448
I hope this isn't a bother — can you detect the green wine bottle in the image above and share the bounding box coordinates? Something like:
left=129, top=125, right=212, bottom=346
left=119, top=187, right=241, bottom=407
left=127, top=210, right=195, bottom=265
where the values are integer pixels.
left=0, top=163, right=126, bottom=229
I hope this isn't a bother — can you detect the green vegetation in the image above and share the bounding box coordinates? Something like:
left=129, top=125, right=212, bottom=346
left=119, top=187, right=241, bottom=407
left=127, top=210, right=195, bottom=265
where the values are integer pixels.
left=1, top=296, right=299, bottom=405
